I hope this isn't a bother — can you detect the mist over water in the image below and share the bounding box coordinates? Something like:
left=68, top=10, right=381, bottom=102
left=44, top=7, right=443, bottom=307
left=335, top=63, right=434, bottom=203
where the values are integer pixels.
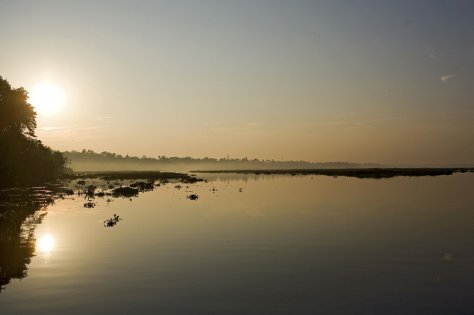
left=62, top=150, right=371, bottom=172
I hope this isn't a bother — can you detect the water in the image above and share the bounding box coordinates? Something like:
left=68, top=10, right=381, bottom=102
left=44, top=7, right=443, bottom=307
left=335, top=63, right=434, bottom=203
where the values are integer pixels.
left=1, top=173, right=474, bottom=314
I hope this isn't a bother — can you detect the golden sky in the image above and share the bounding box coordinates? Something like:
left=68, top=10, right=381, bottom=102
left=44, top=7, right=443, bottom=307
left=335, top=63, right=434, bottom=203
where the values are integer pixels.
left=1, top=1, right=473, bottom=164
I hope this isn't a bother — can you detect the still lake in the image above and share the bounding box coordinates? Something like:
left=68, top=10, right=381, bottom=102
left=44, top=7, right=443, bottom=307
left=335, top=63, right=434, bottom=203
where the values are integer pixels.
left=1, top=173, right=474, bottom=314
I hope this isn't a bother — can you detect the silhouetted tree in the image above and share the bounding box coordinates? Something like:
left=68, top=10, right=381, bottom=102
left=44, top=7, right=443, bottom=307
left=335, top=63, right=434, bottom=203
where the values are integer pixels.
left=0, top=77, right=36, bottom=137
left=0, top=76, right=67, bottom=187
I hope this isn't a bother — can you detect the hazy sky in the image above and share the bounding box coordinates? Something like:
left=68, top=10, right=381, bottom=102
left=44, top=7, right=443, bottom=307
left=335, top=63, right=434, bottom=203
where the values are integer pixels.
left=1, top=0, right=473, bottom=164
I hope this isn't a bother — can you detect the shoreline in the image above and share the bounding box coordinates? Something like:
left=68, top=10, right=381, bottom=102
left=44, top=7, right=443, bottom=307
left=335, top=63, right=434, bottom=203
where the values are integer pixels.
left=191, top=168, right=474, bottom=179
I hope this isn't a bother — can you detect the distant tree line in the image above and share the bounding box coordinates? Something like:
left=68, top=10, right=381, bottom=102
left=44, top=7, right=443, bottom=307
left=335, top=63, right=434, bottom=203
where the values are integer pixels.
left=0, top=76, right=67, bottom=187
left=63, top=149, right=373, bottom=172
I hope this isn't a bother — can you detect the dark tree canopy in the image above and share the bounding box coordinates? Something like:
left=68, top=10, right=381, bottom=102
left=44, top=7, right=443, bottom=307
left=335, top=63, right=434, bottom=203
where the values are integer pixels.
left=0, top=76, right=37, bottom=137
left=0, top=75, right=67, bottom=187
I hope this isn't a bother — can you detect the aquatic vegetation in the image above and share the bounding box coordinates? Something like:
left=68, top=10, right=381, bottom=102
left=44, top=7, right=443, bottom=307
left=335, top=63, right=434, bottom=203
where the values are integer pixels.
left=112, top=186, right=139, bottom=198
left=83, top=185, right=97, bottom=199
left=56, top=188, right=74, bottom=199
left=130, top=181, right=154, bottom=192
left=103, top=214, right=121, bottom=227
left=83, top=201, right=95, bottom=208
left=193, top=168, right=474, bottom=179
left=96, top=191, right=106, bottom=198
left=187, top=194, right=199, bottom=200
left=61, top=188, right=74, bottom=196
left=69, top=171, right=203, bottom=183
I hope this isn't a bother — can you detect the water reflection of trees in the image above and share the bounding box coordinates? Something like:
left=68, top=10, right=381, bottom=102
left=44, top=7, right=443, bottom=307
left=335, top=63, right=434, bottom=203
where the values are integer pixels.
left=0, top=189, right=53, bottom=293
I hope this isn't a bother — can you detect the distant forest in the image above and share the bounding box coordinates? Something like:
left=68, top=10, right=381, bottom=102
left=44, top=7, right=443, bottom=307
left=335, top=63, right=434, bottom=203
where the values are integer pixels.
left=63, top=150, right=376, bottom=172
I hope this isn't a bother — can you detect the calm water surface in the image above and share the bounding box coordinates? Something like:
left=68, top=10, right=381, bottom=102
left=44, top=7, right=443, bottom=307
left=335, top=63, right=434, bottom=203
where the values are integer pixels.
left=1, top=174, right=474, bottom=314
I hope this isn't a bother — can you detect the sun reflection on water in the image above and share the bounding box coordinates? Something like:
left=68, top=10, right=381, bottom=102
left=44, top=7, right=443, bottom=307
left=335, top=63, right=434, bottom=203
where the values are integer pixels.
left=37, top=234, right=55, bottom=254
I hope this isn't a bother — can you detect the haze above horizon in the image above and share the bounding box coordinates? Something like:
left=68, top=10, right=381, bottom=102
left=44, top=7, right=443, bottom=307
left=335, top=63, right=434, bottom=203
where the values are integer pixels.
left=1, top=1, right=473, bottom=165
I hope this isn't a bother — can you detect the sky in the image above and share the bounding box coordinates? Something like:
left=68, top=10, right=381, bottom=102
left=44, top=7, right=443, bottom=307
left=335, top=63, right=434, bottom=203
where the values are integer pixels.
left=1, top=0, right=473, bottom=165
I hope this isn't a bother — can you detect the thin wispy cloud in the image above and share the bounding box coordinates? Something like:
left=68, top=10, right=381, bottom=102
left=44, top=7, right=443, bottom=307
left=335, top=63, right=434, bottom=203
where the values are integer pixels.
left=325, top=116, right=414, bottom=126
left=440, top=74, right=455, bottom=82
left=36, top=126, right=107, bottom=149
left=37, top=125, right=104, bottom=140
left=39, top=126, right=72, bottom=131
left=207, top=121, right=264, bottom=134
left=96, top=116, right=113, bottom=121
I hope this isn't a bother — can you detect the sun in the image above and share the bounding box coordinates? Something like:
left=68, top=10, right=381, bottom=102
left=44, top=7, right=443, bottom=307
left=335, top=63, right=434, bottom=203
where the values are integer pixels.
left=29, top=81, right=66, bottom=116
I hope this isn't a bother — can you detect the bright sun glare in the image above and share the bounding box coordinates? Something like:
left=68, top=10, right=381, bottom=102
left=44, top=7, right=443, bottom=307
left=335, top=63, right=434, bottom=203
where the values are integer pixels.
left=37, top=234, right=55, bottom=254
left=29, top=81, right=66, bottom=116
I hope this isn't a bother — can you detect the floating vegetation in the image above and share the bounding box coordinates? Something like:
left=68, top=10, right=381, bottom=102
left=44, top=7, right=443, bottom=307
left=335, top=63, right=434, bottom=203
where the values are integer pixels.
left=130, top=181, right=154, bottom=192
left=84, top=201, right=95, bottom=208
left=187, top=194, right=199, bottom=200
left=174, top=184, right=182, bottom=190
left=104, top=214, right=121, bottom=227
left=58, top=188, right=74, bottom=196
left=56, top=187, right=75, bottom=199
left=69, top=171, right=203, bottom=183
left=82, top=185, right=97, bottom=199
left=112, top=186, right=139, bottom=198
left=0, top=171, right=204, bottom=232
left=62, top=172, right=204, bottom=200
left=96, top=191, right=106, bottom=198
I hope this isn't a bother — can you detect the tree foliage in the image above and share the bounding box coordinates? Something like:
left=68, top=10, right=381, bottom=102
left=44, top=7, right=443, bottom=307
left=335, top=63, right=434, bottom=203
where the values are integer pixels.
left=0, top=77, right=36, bottom=137
left=0, top=76, right=67, bottom=187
